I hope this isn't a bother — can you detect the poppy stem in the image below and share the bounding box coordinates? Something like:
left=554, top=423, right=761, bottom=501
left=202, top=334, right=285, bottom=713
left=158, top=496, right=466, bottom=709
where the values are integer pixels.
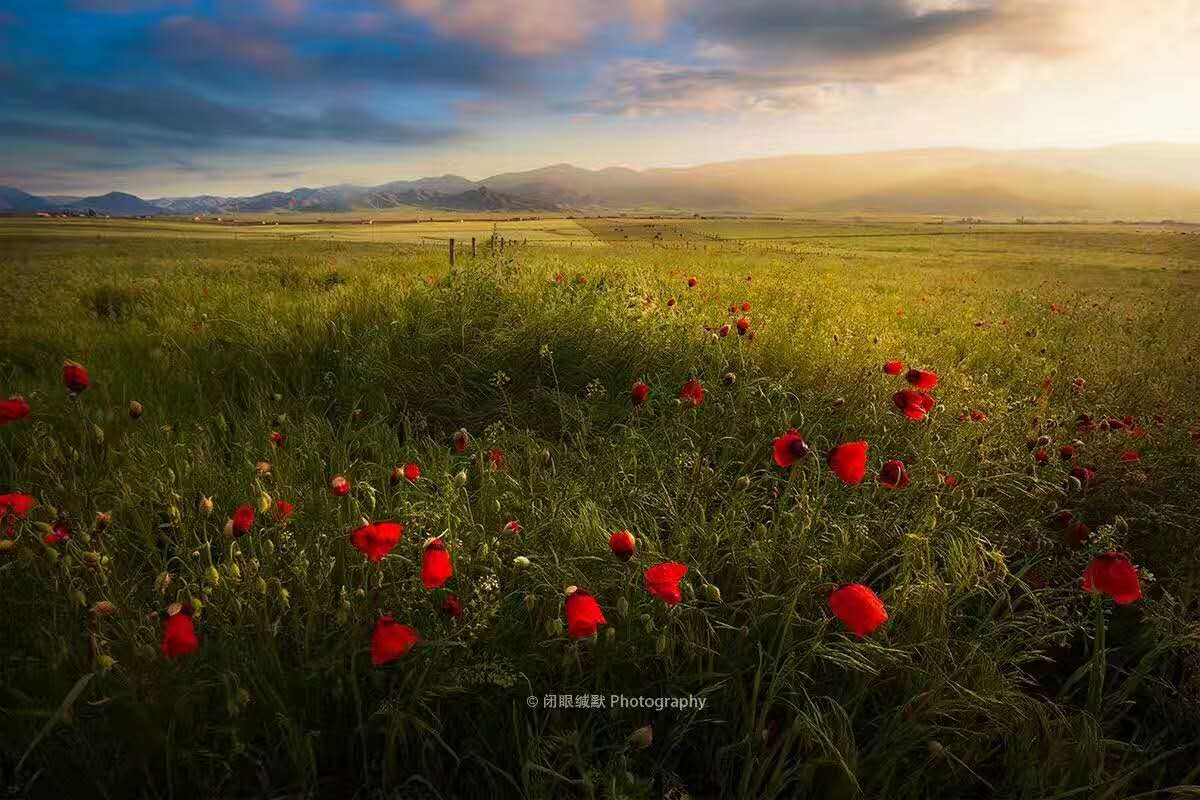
left=1087, top=594, right=1106, bottom=718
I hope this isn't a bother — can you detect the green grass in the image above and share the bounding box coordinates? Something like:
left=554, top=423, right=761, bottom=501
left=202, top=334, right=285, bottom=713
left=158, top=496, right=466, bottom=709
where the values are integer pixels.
left=1, top=222, right=1199, bottom=799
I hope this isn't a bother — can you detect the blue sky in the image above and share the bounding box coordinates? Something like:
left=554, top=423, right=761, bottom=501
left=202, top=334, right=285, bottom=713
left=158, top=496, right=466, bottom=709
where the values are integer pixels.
left=2, top=0, right=1198, bottom=196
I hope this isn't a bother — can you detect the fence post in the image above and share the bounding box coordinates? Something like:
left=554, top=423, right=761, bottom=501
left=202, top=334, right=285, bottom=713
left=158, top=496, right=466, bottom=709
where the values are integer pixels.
left=471, top=237, right=476, bottom=258
left=449, top=238, right=455, bottom=266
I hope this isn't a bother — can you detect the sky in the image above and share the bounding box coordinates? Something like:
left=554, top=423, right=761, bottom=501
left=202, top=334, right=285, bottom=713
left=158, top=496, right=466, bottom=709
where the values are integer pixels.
left=2, top=0, right=1199, bottom=197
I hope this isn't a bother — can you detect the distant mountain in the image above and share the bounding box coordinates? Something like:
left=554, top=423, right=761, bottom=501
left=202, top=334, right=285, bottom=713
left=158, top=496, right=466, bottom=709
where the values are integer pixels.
left=0, top=186, right=51, bottom=212
left=9, top=144, right=1200, bottom=220
left=65, top=192, right=167, bottom=216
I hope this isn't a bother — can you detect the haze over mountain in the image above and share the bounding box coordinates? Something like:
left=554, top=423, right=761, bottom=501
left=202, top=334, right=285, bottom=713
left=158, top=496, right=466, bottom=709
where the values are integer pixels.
left=5, top=145, right=1200, bottom=221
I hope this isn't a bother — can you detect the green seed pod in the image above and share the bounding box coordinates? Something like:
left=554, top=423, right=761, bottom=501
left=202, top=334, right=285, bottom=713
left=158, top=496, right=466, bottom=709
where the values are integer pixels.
left=616, top=596, right=629, bottom=617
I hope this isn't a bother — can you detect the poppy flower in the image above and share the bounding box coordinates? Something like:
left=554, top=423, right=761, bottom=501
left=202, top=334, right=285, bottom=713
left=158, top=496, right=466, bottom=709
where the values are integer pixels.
left=63, top=361, right=90, bottom=394
left=964, top=409, right=988, bottom=423
left=1064, top=516, right=1091, bottom=548
left=272, top=500, right=293, bottom=523
left=161, top=611, right=199, bottom=659
left=1050, top=303, right=1063, bottom=314
left=644, top=562, right=688, bottom=606
left=1060, top=444, right=1075, bottom=461
left=741, top=301, right=751, bottom=312
left=1119, top=450, right=1141, bottom=463
left=351, top=521, right=404, bottom=562
left=631, top=381, right=649, bottom=406
left=772, top=429, right=810, bottom=467
left=735, top=317, right=750, bottom=335
left=330, top=475, right=351, bottom=496
left=905, top=369, right=938, bottom=390
left=371, top=616, right=419, bottom=666
left=718, top=324, right=731, bottom=338
left=43, top=518, right=71, bottom=545
left=421, top=538, right=453, bottom=590
left=441, top=595, right=463, bottom=619
left=0, top=493, right=35, bottom=537
left=453, top=429, right=471, bottom=453
left=828, top=583, right=888, bottom=637
left=503, top=519, right=523, bottom=535
left=1076, top=414, right=1096, bottom=434
left=402, top=463, right=421, bottom=484
left=488, top=448, right=504, bottom=471
left=1082, top=553, right=1142, bottom=604
left=679, top=379, right=705, bottom=407
left=609, top=530, right=636, bottom=561
left=687, top=276, right=697, bottom=288
left=728, top=303, right=737, bottom=314
left=1035, top=448, right=1049, bottom=464
left=269, top=431, right=286, bottom=449
left=1070, top=466, right=1096, bottom=487
left=230, top=504, right=254, bottom=537
left=828, top=441, right=869, bottom=485
left=564, top=588, right=607, bottom=639
left=0, top=395, right=31, bottom=426
left=893, top=390, right=936, bottom=421
left=937, top=471, right=958, bottom=488
left=882, top=361, right=904, bottom=376
left=878, top=460, right=910, bottom=490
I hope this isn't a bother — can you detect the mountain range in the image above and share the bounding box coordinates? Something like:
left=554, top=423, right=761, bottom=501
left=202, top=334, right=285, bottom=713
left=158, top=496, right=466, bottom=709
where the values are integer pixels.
left=5, top=144, right=1200, bottom=220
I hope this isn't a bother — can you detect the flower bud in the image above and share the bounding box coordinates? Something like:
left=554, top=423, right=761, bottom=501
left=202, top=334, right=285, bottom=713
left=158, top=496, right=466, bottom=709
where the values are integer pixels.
left=513, top=555, right=531, bottom=569
left=704, top=584, right=722, bottom=603
left=96, top=654, right=116, bottom=672
left=454, top=470, right=468, bottom=486
left=257, top=490, right=272, bottom=514
left=199, top=496, right=214, bottom=515
left=70, top=589, right=87, bottom=607
left=735, top=475, right=751, bottom=491
left=128, top=400, right=143, bottom=419
left=205, top=565, right=221, bottom=586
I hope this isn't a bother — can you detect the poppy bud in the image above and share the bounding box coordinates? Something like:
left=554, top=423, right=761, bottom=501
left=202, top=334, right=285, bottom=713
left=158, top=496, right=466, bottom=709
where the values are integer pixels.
left=735, top=475, right=751, bottom=491
left=656, top=632, right=668, bottom=654
left=92, top=423, right=105, bottom=445
left=199, top=496, right=213, bottom=515
left=616, top=596, right=630, bottom=617
left=155, top=572, right=172, bottom=593
left=223, top=519, right=234, bottom=537
left=454, top=470, right=468, bottom=486
left=723, top=372, right=736, bottom=386
left=704, top=584, right=722, bottom=603
left=257, top=491, right=272, bottom=514
left=541, top=448, right=552, bottom=467
left=928, top=741, right=945, bottom=758
left=389, top=466, right=403, bottom=486
left=0, top=540, right=14, bottom=553
left=513, top=555, right=531, bottom=568
left=630, top=725, right=653, bottom=750
left=205, top=565, right=221, bottom=586
left=278, top=587, right=290, bottom=607
left=71, top=589, right=87, bottom=607
left=256, top=462, right=271, bottom=476
left=96, top=654, right=116, bottom=672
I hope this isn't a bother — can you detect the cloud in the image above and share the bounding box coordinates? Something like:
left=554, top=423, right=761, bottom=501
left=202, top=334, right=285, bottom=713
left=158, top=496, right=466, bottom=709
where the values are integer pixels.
left=582, top=0, right=1200, bottom=115
left=390, top=0, right=671, bottom=55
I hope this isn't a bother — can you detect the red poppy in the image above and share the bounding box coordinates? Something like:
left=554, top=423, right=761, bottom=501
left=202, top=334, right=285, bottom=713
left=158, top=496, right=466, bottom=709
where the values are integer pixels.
left=828, top=441, right=869, bottom=485
left=1060, top=444, right=1075, bottom=461
left=687, top=276, right=697, bottom=288
left=679, top=379, right=705, bottom=407
left=905, top=369, right=938, bottom=390
left=0, top=395, right=31, bottom=426
left=403, top=463, right=421, bottom=483
left=421, top=538, right=453, bottom=590
left=161, top=611, right=199, bottom=659
left=231, top=504, right=254, bottom=537
left=828, top=583, right=888, bottom=637
left=1064, top=516, right=1091, bottom=547
left=351, top=521, right=404, bottom=562
left=272, top=500, right=293, bottom=523
left=735, top=317, right=750, bottom=335
left=728, top=304, right=737, bottom=314
left=1035, top=448, right=1049, bottom=464
left=1129, top=426, right=1146, bottom=440
left=488, top=448, right=504, bottom=471
left=667, top=297, right=676, bottom=308
left=441, top=594, right=463, bottom=619
left=1119, top=450, right=1141, bottom=463
left=564, top=589, right=607, bottom=639
left=503, top=519, right=523, bottom=535
left=269, top=431, right=286, bottom=449
left=882, top=361, right=904, bottom=376
left=937, top=471, right=958, bottom=488
left=718, top=324, right=731, bottom=338
left=1076, top=414, right=1096, bottom=434
left=609, top=530, right=636, bottom=561
left=43, top=517, right=71, bottom=545
left=964, top=409, right=988, bottom=423
left=631, top=381, right=649, bottom=406
left=0, top=493, right=35, bottom=537
left=1050, top=303, right=1063, bottom=313
left=741, top=301, right=751, bottom=312
left=878, top=460, right=910, bottom=490
left=772, top=429, right=810, bottom=467
left=453, top=429, right=471, bottom=453
left=63, top=361, right=90, bottom=394
left=371, top=616, right=420, bottom=665
left=1082, top=553, right=1141, bottom=604
left=1070, top=466, right=1096, bottom=487
left=893, top=389, right=935, bottom=421
left=644, top=562, right=688, bottom=606
left=330, top=475, right=351, bottom=496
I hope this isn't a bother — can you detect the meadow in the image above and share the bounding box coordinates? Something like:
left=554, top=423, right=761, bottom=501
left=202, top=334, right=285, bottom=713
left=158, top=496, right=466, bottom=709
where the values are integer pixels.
left=2, top=218, right=1200, bottom=799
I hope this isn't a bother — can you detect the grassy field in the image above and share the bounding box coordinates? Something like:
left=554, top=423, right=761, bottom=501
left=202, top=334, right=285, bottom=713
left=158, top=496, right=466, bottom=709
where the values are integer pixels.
left=2, top=219, right=1200, bottom=799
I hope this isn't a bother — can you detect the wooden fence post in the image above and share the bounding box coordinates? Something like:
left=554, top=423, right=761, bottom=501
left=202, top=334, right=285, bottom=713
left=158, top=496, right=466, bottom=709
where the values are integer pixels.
left=471, top=237, right=476, bottom=257
left=449, top=238, right=455, bottom=266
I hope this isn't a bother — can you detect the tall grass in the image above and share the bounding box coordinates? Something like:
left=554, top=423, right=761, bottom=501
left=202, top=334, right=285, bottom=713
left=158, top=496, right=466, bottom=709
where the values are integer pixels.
left=1, top=228, right=1199, bottom=798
